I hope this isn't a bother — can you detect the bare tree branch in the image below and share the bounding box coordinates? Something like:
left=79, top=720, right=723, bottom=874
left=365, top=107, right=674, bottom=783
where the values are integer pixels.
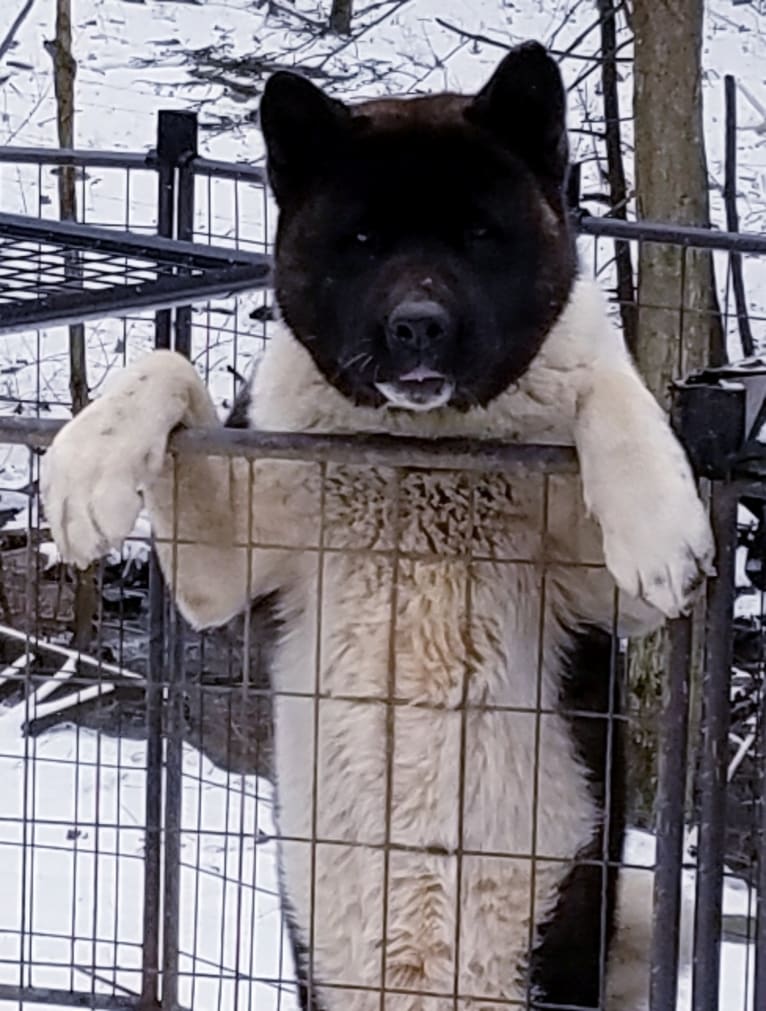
left=434, top=17, right=631, bottom=64
left=597, top=0, right=636, bottom=350
left=0, top=0, right=36, bottom=64
left=45, top=0, right=96, bottom=652
left=329, top=0, right=354, bottom=36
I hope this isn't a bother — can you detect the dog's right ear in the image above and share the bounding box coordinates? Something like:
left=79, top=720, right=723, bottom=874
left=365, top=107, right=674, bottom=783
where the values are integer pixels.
left=466, top=43, right=568, bottom=204
left=260, top=72, right=351, bottom=206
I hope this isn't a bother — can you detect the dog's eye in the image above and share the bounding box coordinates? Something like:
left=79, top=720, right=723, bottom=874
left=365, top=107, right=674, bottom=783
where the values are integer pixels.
left=347, top=230, right=382, bottom=255
left=342, top=228, right=382, bottom=255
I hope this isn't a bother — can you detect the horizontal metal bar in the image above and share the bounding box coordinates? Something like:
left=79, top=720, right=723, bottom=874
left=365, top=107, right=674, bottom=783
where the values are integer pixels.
left=190, top=155, right=266, bottom=185
left=0, top=983, right=143, bottom=1010
left=0, top=147, right=152, bottom=170
left=172, top=428, right=580, bottom=472
left=0, top=146, right=266, bottom=185
left=0, top=416, right=64, bottom=446
left=0, top=415, right=579, bottom=473
left=0, top=212, right=271, bottom=267
left=0, top=264, right=270, bottom=336
left=577, top=211, right=766, bottom=255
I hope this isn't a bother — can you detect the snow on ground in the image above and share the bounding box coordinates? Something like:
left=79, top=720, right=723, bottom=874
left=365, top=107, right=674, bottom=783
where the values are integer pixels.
left=0, top=1, right=764, bottom=1008
left=0, top=691, right=298, bottom=1011
left=625, top=829, right=757, bottom=1011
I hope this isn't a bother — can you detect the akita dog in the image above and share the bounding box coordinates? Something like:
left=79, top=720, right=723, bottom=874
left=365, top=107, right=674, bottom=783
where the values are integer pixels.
left=42, top=43, right=712, bottom=1010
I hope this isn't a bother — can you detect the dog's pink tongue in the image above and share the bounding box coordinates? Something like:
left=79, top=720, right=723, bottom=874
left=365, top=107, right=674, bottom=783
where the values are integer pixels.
left=398, top=366, right=445, bottom=382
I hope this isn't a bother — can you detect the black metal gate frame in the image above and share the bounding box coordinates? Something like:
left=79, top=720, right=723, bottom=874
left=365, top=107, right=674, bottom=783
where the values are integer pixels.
left=673, top=367, right=766, bottom=1011
left=1, top=112, right=766, bottom=1010
left=0, top=211, right=271, bottom=335
left=0, top=110, right=270, bottom=341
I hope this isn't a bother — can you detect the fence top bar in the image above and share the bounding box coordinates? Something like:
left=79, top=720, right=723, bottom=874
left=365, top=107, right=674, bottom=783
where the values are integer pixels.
left=577, top=211, right=766, bottom=255
left=0, top=415, right=579, bottom=474
left=172, top=427, right=580, bottom=472
left=0, top=145, right=267, bottom=184
left=191, top=155, right=267, bottom=185
left=0, top=146, right=152, bottom=169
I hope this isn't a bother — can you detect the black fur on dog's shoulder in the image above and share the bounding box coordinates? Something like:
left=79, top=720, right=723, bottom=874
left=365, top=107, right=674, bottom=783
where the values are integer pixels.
left=529, top=627, right=626, bottom=1008
left=224, top=382, right=252, bottom=429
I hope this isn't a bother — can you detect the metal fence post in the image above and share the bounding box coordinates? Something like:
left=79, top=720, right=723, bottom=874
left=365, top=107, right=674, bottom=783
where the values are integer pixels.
left=149, top=109, right=197, bottom=1011
left=692, top=482, right=739, bottom=1011
left=755, top=656, right=766, bottom=1011
left=154, top=109, right=197, bottom=349
left=650, top=616, right=693, bottom=1011
left=174, top=118, right=197, bottom=358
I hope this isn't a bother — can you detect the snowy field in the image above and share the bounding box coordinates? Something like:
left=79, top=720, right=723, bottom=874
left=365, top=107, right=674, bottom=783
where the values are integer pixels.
left=0, top=1, right=765, bottom=1009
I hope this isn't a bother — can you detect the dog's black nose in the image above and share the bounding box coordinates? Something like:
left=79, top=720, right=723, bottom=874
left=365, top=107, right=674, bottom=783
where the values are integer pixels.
left=385, top=301, right=454, bottom=353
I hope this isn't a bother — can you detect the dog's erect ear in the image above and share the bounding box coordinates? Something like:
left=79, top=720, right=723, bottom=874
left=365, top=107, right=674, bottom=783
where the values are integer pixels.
left=260, top=72, right=351, bottom=205
left=466, top=42, right=568, bottom=194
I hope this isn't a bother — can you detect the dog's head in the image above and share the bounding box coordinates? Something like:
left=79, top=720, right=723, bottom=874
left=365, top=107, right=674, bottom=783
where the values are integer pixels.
left=260, top=43, right=576, bottom=413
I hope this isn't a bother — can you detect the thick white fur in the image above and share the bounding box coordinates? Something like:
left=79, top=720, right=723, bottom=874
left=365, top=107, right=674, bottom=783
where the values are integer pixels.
left=41, top=277, right=713, bottom=1010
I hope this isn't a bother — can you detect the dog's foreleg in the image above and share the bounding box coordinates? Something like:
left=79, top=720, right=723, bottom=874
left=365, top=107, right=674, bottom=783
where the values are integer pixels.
left=42, top=352, right=314, bottom=629
left=574, top=359, right=714, bottom=619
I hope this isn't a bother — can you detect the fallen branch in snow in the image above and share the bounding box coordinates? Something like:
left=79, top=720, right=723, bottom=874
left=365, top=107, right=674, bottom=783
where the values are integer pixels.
left=727, top=730, right=757, bottom=783
left=737, top=80, right=766, bottom=135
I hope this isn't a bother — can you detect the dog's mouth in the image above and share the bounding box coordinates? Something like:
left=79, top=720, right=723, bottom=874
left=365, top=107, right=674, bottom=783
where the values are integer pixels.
left=375, top=367, right=454, bottom=412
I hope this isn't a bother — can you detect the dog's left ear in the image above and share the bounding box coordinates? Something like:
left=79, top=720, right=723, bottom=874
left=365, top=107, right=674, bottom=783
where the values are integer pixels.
left=466, top=42, right=568, bottom=196
left=260, top=71, right=352, bottom=206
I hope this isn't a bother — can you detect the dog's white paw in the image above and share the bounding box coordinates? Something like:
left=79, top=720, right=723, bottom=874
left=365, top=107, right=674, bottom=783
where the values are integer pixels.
left=594, top=472, right=715, bottom=619
left=41, top=397, right=170, bottom=569
left=41, top=351, right=215, bottom=569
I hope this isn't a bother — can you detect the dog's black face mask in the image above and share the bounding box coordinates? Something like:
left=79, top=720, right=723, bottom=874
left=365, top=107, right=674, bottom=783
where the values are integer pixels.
left=260, top=43, right=577, bottom=413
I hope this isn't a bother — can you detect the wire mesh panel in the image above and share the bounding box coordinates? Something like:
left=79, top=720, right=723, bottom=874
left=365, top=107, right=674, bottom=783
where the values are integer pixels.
left=0, top=117, right=277, bottom=1011
left=0, top=125, right=764, bottom=1011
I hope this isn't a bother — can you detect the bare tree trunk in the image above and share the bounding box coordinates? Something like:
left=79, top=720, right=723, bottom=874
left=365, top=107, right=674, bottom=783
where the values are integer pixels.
left=597, top=0, right=636, bottom=352
left=627, top=0, right=723, bottom=826
left=46, top=0, right=97, bottom=652
left=329, top=0, right=353, bottom=36
left=633, top=0, right=724, bottom=396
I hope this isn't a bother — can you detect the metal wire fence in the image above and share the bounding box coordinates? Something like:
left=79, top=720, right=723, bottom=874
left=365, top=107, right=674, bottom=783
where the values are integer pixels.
left=0, top=112, right=763, bottom=1011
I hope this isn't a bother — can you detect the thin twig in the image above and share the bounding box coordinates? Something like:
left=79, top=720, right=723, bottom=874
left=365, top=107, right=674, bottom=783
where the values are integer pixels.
left=434, top=17, right=631, bottom=64
left=597, top=0, right=636, bottom=350
left=0, top=0, right=36, bottom=64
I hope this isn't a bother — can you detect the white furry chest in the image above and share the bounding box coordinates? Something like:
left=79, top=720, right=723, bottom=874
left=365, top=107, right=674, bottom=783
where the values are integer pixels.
left=275, top=552, right=596, bottom=850
left=272, top=545, right=600, bottom=1004
left=271, top=468, right=600, bottom=1002
left=274, top=464, right=598, bottom=831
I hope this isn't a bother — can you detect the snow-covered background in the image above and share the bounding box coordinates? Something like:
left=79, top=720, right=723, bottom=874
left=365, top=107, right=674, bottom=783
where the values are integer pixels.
left=0, top=1, right=765, bottom=1009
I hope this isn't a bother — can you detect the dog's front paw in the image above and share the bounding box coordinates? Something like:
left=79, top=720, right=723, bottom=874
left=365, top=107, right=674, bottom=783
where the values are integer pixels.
left=41, top=399, right=169, bottom=569
left=596, top=476, right=715, bottom=619
left=41, top=351, right=213, bottom=569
